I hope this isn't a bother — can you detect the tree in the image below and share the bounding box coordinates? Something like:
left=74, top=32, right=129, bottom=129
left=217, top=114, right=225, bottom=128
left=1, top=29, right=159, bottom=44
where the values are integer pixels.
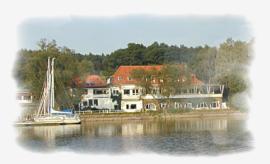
left=130, top=64, right=193, bottom=112
left=77, top=59, right=94, bottom=77
left=14, top=38, right=252, bottom=111
left=214, top=38, right=251, bottom=99
left=14, top=39, right=94, bottom=109
left=159, top=65, right=180, bottom=97
left=130, top=67, right=161, bottom=111
left=190, top=45, right=217, bottom=83
left=130, top=68, right=158, bottom=95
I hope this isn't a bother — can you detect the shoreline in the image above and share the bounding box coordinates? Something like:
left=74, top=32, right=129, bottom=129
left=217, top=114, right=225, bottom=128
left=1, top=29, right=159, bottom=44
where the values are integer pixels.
left=79, top=110, right=248, bottom=122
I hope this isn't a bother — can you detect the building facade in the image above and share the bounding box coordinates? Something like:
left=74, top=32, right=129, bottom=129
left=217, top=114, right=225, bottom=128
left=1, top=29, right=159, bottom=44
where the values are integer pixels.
left=80, top=75, right=118, bottom=110
left=80, top=65, right=228, bottom=112
left=16, top=89, right=33, bottom=104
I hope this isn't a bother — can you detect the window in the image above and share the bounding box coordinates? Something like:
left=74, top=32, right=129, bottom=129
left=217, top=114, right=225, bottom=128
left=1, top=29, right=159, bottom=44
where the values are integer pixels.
left=89, top=99, right=93, bottom=106
left=160, top=103, right=167, bottom=109
left=132, top=89, right=139, bottom=95
left=94, top=99, right=98, bottom=106
left=199, top=103, right=205, bottom=108
left=124, top=89, right=130, bottom=95
left=93, top=89, right=108, bottom=95
left=145, top=103, right=156, bottom=110
left=151, top=88, right=160, bottom=94
left=130, top=104, right=137, bottom=109
left=113, top=90, right=119, bottom=94
left=127, top=77, right=132, bottom=81
left=93, top=89, right=100, bottom=94
left=83, top=101, right=88, bottom=106
left=175, top=102, right=181, bottom=109
left=114, top=105, right=119, bottom=110
left=179, top=104, right=182, bottom=108
left=183, top=103, right=192, bottom=108
left=117, top=76, right=122, bottom=81
left=24, top=95, right=32, bottom=100
left=187, top=103, right=192, bottom=109
left=126, top=104, right=137, bottom=109
left=211, top=102, right=219, bottom=108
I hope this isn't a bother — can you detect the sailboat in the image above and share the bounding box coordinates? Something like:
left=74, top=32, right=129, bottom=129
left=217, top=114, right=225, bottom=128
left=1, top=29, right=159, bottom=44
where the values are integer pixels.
left=17, top=57, right=81, bottom=125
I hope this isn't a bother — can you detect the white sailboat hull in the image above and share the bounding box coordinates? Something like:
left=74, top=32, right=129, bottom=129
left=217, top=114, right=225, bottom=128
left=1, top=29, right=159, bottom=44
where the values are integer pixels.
left=15, top=114, right=81, bottom=126
left=34, top=115, right=81, bottom=125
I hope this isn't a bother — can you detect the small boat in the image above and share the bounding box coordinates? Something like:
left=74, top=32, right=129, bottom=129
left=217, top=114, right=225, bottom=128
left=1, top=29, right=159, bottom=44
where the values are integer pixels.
left=16, top=57, right=81, bottom=126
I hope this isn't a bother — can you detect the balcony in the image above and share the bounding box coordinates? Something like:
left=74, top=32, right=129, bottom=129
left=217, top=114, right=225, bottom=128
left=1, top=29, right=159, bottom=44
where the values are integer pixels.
left=142, top=93, right=223, bottom=100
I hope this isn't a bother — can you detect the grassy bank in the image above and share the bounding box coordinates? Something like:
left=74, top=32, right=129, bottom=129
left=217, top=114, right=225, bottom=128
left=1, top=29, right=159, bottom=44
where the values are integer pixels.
left=79, top=109, right=247, bottom=122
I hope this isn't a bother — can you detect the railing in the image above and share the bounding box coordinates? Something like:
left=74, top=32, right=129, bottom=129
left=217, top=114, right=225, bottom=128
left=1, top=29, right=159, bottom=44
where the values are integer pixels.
left=17, top=100, right=33, bottom=104
left=75, top=109, right=123, bottom=114
left=121, top=94, right=141, bottom=100
left=142, top=93, right=223, bottom=99
left=82, top=94, right=111, bottom=99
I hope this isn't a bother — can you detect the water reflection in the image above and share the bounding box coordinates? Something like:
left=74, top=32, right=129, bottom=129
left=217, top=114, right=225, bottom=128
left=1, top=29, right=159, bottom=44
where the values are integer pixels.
left=16, top=117, right=252, bottom=154
left=17, top=125, right=81, bottom=150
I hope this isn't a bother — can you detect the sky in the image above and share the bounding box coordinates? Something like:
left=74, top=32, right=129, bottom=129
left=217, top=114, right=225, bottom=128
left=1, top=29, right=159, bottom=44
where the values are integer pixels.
left=18, top=15, right=253, bottom=54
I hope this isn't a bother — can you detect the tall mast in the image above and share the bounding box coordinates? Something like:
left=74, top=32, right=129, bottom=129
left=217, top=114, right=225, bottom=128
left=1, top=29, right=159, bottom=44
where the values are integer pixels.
left=37, top=79, right=47, bottom=116
left=47, top=57, right=51, bottom=114
left=51, top=58, right=55, bottom=110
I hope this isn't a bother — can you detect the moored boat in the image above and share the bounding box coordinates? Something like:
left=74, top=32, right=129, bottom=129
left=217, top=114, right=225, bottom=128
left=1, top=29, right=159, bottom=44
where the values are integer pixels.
left=16, top=57, right=81, bottom=126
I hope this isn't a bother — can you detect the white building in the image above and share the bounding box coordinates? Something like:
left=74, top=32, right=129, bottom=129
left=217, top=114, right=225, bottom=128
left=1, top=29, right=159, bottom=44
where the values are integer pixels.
left=16, top=89, right=33, bottom=104
left=79, top=65, right=228, bottom=112
left=119, top=84, right=143, bottom=112
left=80, top=75, right=118, bottom=110
left=110, top=65, right=227, bottom=112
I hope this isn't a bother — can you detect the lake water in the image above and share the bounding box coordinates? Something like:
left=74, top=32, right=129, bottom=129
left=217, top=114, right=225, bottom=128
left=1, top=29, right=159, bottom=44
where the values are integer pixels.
left=16, top=117, right=252, bottom=155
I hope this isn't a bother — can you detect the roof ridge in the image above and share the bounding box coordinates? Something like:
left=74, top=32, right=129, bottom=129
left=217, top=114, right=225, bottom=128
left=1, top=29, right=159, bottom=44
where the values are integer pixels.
left=118, top=65, right=163, bottom=67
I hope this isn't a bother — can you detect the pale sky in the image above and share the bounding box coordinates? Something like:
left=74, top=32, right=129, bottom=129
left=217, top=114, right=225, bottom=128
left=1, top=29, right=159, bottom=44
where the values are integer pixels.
left=18, top=15, right=252, bottom=54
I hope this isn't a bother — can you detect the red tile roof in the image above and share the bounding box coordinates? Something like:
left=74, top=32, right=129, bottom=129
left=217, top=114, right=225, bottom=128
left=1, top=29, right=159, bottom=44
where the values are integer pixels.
left=191, top=74, right=203, bottom=85
left=84, top=75, right=107, bottom=88
left=112, top=65, right=203, bottom=85
left=73, top=75, right=107, bottom=88
left=112, top=65, right=162, bottom=85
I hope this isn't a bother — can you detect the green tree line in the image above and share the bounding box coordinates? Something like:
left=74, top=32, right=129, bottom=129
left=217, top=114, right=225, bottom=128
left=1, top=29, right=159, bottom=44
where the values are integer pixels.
left=13, top=38, right=253, bottom=108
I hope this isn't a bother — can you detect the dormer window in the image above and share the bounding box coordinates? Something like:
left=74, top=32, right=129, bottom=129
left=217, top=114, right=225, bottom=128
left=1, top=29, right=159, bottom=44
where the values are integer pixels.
left=86, top=82, right=95, bottom=86
left=117, top=76, right=122, bottom=81
left=127, top=77, right=132, bottom=81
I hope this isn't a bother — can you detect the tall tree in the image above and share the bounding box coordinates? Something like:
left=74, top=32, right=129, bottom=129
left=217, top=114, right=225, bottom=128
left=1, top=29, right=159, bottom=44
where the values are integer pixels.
left=190, top=45, right=217, bottom=83
left=14, top=39, right=94, bottom=109
left=214, top=38, right=251, bottom=95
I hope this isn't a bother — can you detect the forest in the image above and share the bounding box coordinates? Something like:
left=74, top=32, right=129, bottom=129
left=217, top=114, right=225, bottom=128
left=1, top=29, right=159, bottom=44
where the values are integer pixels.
left=13, top=38, right=253, bottom=110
